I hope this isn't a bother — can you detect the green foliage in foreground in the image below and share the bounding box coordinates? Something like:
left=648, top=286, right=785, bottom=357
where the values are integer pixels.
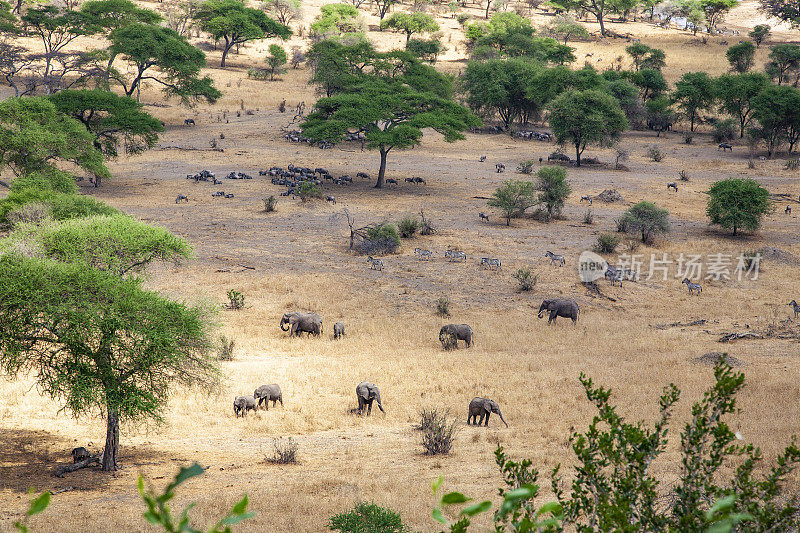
left=0, top=188, right=116, bottom=226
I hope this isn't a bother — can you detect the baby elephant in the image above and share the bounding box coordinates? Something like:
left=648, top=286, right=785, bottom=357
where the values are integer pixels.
left=356, top=381, right=384, bottom=415
left=538, top=299, right=579, bottom=324
left=71, top=446, right=91, bottom=463
left=439, top=324, right=473, bottom=349
left=333, top=321, right=345, bottom=339
left=233, top=395, right=258, bottom=417
left=253, top=384, right=283, bottom=410
left=468, top=397, right=508, bottom=427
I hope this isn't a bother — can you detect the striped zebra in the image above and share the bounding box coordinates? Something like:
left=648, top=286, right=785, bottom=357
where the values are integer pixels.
left=367, top=256, right=383, bottom=271
left=790, top=300, right=800, bottom=318
left=605, top=266, right=623, bottom=287
left=445, top=250, right=467, bottom=262
left=414, top=248, right=433, bottom=261
left=544, top=251, right=565, bottom=267
left=480, top=257, right=491, bottom=269
left=488, top=258, right=501, bottom=270
left=682, top=278, right=702, bottom=295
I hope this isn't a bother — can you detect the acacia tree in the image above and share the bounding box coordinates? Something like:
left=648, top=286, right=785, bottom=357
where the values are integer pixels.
left=0, top=215, right=218, bottom=471
left=302, top=56, right=479, bottom=188
left=536, top=166, right=571, bottom=221
left=766, top=43, right=800, bottom=85
left=81, top=0, right=162, bottom=31
left=555, top=0, right=610, bottom=36
left=262, top=0, right=301, bottom=25
left=751, top=84, right=800, bottom=155
left=706, top=178, right=772, bottom=235
left=380, top=12, right=438, bottom=42
left=109, top=23, right=221, bottom=103
left=195, top=0, right=290, bottom=68
left=488, top=179, right=536, bottom=225
left=548, top=89, right=628, bottom=166
left=715, top=72, right=769, bottom=137
left=621, top=201, right=670, bottom=243
left=671, top=71, right=715, bottom=132
left=461, top=58, right=542, bottom=130
left=726, top=40, right=755, bottom=72
left=48, top=89, right=165, bottom=156
left=750, top=23, right=771, bottom=46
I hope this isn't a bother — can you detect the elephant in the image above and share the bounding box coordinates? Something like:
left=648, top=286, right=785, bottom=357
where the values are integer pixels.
left=439, top=324, right=473, bottom=349
left=356, top=381, right=384, bottom=415
left=537, top=299, right=579, bottom=324
left=253, top=384, right=283, bottom=410
left=280, top=312, right=323, bottom=337
left=468, top=397, right=508, bottom=427
left=71, top=446, right=91, bottom=463
left=333, top=321, right=345, bottom=340
left=233, top=395, right=258, bottom=417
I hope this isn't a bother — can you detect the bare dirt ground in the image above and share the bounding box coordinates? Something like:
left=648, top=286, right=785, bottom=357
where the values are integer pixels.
left=1, top=1, right=800, bottom=531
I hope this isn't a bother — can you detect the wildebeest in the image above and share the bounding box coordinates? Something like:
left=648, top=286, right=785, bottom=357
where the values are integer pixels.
left=667, top=182, right=678, bottom=192
left=386, top=178, right=398, bottom=186
left=184, top=118, right=195, bottom=126
left=479, top=212, right=489, bottom=222
left=326, top=195, right=336, bottom=204
left=718, top=143, right=733, bottom=151
left=175, top=194, right=188, bottom=204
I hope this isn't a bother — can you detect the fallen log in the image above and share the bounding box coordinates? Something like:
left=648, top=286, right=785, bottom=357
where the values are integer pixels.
left=54, top=456, right=100, bottom=477
left=157, top=146, right=224, bottom=152
left=718, top=332, right=763, bottom=343
left=652, top=319, right=707, bottom=329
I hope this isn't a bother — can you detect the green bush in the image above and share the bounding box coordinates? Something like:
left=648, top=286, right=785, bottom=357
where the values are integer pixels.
left=247, top=68, right=270, bottom=80
left=457, top=12, right=470, bottom=25
left=263, top=196, right=277, bottom=212
left=397, top=216, right=420, bottom=238
left=226, top=289, right=245, bottom=310
left=328, top=502, right=409, bottom=533
left=620, top=201, right=670, bottom=244
left=10, top=170, right=77, bottom=195
left=513, top=268, right=537, bottom=291
left=366, top=223, right=400, bottom=246
left=356, top=223, right=401, bottom=255
left=647, top=145, right=664, bottom=162
left=712, top=118, right=736, bottom=143
left=517, top=160, right=534, bottom=174
left=0, top=189, right=116, bottom=225
left=297, top=181, right=324, bottom=201
left=594, top=233, right=621, bottom=253
left=436, top=296, right=451, bottom=317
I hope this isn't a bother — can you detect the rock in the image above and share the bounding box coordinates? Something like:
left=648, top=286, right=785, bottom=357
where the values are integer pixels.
left=597, top=189, right=624, bottom=203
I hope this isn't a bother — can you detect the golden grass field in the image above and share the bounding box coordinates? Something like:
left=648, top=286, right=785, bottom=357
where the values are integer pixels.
left=1, top=0, right=800, bottom=530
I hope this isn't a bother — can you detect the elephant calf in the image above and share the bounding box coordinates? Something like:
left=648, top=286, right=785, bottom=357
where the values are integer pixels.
left=233, top=395, right=258, bottom=417
left=468, top=397, right=508, bottom=427
left=439, top=324, right=473, bottom=349
left=254, top=384, right=283, bottom=410
left=537, top=299, right=579, bottom=324
left=333, top=321, right=345, bottom=340
left=71, top=446, right=91, bottom=463
left=356, top=381, right=384, bottom=415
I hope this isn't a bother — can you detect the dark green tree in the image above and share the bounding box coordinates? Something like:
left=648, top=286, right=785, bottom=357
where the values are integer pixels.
left=625, top=42, right=652, bottom=70
left=726, top=40, right=756, bottom=72
left=645, top=96, right=676, bottom=136
left=406, top=38, right=445, bottom=63
left=49, top=89, right=164, bottom=156
left=195, top=0, right=290, bottom=68
left=536, top=166, right=571, bottom=221
left=488, top=179, right=537, bottom=225
left=714, top=72, right=769, bottom=137
left=700, top=0, right=738, bottom=31
left=620, top=201, right=669, bottom=243
left=548, top=89, right=628, bottom=166
left=306, top=39, right=375, bottom=97
left=380, top=11, right=438, bottom=42
left=632, top=68, right=667, bottom=100
left=706, top=178, right=772, bottom=235
left=765, top=43, right=800, bottom=85
left=80, top=0, right=161, bottom=31
left=751, top=84, right=800, bottom=155
left=553, top=0, right=611, bottom=35
left=749, top=23, right=771, bottom=46
left=461, top=58, right=542, bottom=130
left=758, top=0, right=800, bottom=27
left=109, top=23, right=221, bottom=103
left=671, top=71, right=715, bottom=131
left=309, top=2, right=360, bottom=38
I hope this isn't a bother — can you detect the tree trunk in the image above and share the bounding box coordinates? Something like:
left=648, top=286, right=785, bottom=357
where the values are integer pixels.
left=597, top=13, right=605, bottom=36
left=406, top=31, right=411, bottom=42
left=575, top=143, right=582, bottom=166
left=506, top=215, right=510, bottom=226
left=102, top=409, right=120, bottom=471
left=375, top=147, right=388, bottom=188
left=221, top=39, right=231, bottom=68
left=485, top=0, right=491, bottom=18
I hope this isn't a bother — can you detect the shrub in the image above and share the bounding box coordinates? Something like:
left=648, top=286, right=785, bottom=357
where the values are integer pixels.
left=620, top=201, right=670, bottom=244
left=298, top=181, right=324, bottom=201
left=615, top=148, right=629, bottom=169
left=436, top=296, right=451, bottom=317
left=0, top=189, right=116, bottom=225
left=488, top=179, right=537, bottom=226
left=536, top=166, right=571, bottom=222
left=679, top=169, right=690, bottom=181
left=247, top=67, right=270, bottom=80
left=457, top=12, right=470, bottom=25
left=741, top=249, right=761, bottom=270
left=706, top=178, right=772, bottom=235
left=785, top=158, right=799, bottom=170
left=263, top=196, right=277, bottom=212
left=267, top=438, right=298, bottom=464
left=683, top=132, right=693, bottom=144
left=712, top=118, right=736, bottom=143
left=217, top=335, right=235, bottom=361
left=517, top=160, right=534, bottom=174
left=582, top=210, right=593, bottom=224
left=328, top=502, right=409, bottom=533
left=647, top=145, right=664, bottom=162
left=421, top=411, right=457, bottom=455
left=226, top=289, right=245, bottom=310
left=6, top=202, right=51, bottom=227
left=513, top=268, right=537, bottom=291
left=594, top=233, right=620, bottom=253
left=397, top=216, right=420, bottom=238
left=416, top=407, right=446, bottom=432
left=406, top=38, right=445, bottom=63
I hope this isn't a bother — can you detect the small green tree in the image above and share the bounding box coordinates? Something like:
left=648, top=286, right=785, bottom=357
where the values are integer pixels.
left=645, top=96, right=676, bottom=136
left=726, top=40, right=756, bottom=72
left=536, top=166, right=571, bottom=221
left=750, top=83, right=800, bottom=155
left=715, top=72, right=769, bottom=137
left=671, top=71, right=716, bottom=132
left=406, top=38, right=445, bottom=63
left=548, top=89, right=628, bottom=166
left=749, top=23, right=771, bottom=46
left=548, top=14, right=589, bottom=44
left=706, top=178, right=772, bottom=235
left=620, top=201, right=669, bottom=243
left=766, top=43, right=800, bottom=85
left=625, top=42, right=651, bottom=70
left=310, top=3, right=360, bottom=37
left=266, top=43, right=287, bottom=80
left=380, top=11, right=438, bottom=42
left=488, top=179, right=536, bottom=225
left=195, top=0, right=290, bottom=67
left=632, top=68, right=668, bottom=100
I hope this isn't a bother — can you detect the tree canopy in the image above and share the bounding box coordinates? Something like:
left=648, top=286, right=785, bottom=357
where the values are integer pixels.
left=548, top=89, right=628, bottom=166
left=195, top=0, right=290, bottom=67
left=758, top=0, right=800, bottom=27
left=461, top=58, right=542, bottom=130
left=380, top=12, right=438, bottom=42
left=765, top=43, right=800, bottom=85
left=109, top=23, right=221, bottom=104
left=488, top=179, right=536, bottom=225
left=536, top=166, right=571, bottom=221
left=715, top=72, right=769, bottom=137
left=671, top=71, right=715, bottom=131
left=80, top=0, right=161, bottom=31
left=726, top=41, right=755, bottom=72
left=706, top=178, right=772, bottom=235
left=750, top=84, right=800, bottom=155
left=621, top=201, right=670, bottom=243
left=466, top=13, right=575, bottom=63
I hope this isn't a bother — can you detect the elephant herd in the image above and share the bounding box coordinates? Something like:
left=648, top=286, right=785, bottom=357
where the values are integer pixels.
left=233, top=384, right=284, bottom=417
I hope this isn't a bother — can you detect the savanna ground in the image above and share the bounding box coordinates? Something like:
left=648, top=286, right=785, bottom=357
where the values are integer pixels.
left=2, top=0, right=800, bottom=530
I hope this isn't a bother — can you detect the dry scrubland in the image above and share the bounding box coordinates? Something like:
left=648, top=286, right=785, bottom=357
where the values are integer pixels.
left=2, top=0, right=800, bottom=530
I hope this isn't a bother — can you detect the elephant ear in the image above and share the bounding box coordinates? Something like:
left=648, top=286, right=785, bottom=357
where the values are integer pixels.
left=482, top=399, right=493, bottom=412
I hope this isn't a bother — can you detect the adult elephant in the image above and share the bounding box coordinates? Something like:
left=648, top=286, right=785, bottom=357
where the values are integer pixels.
left=280, top=312, right=323, bottom=337
left=439, top=324, right=474, bottom=349
left=467, top=397, right=508, bottom=427
left=356, top=381, right=384, bottom=415
left=537, top=299, right=579, bottom=324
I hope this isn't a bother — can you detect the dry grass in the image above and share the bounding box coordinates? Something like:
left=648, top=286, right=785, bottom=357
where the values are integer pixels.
left=2, top=1, right=800, bottom=531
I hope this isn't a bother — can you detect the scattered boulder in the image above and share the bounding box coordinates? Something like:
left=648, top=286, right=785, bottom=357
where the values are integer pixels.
left=597, top=189, right=624, bottom=203
left=693, top=352, right=742, bottom=367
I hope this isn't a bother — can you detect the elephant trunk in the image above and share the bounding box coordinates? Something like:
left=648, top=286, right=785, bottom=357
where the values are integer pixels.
left=496, top=410, right=508, bottom=428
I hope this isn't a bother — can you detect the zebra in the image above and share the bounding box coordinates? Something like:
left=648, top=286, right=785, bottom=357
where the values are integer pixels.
left=580, top=195, right=593, bottom=205
left=682, top=278, right=702, bottom=295
left=326, top=195, right=336, bottom=204
left=480, top=257, right=491, bottom=269
left=445, top=250, right=467, bottom=262
left=479, top=155, right=486, bottom=162
left=544, top=251, right=565, bottom=267
left=667, top=182, right=678, bottom=192
left=488, top=258, right=501, bottom=270
left=479, top=212, right=489, bottom=222
left=623, top=268, right=639, bottom=282
left=607, top=268, right=624, bottom=287
left=367, top=256, right=383, bottom=270
left=414, top=248, right=433, bottom=260
left=789, top=300, right=800, bottom=318
left=786, top=205, right=792, bottom=215
left=495, top=163, right=505, bottom=173
left=175, top=194, right=188, bottom=204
